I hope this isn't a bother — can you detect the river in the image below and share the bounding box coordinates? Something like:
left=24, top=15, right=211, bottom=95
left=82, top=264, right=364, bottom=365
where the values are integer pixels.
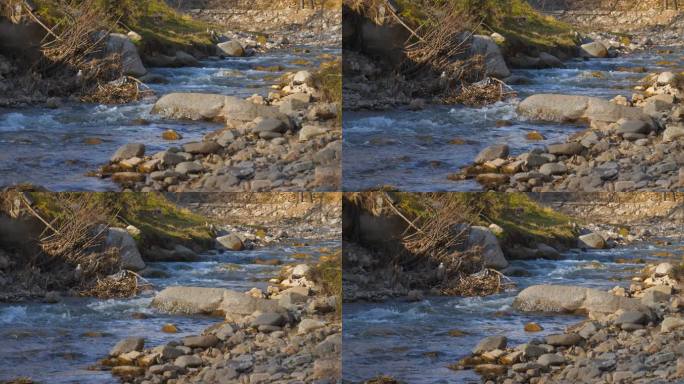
left=342, top=47, right=682, bottom=191
left=0, top=46, right=338, bottom=191
left=0, top=239, right=338, bottom=383
left=342, top=239, right=684, bottom=383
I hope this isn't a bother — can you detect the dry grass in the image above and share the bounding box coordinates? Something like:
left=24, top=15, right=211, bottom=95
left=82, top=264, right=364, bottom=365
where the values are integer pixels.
left=81, top=270, right=151, bottom=299
left=80, top=75, right=154, bottom=104
left=447, top=76, right=517, bottom=107
left=34, top=0, right=114, bottom=72
left=442, top=268, right=514, bottom=296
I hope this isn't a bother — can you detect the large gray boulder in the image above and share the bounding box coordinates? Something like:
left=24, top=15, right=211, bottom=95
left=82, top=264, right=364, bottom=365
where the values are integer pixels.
left=151, top=286, right=282, bottom=319
left=466, top=226, right=508, bottom=269
left=152, top=93, right=290, bottom=126
left=216, top=234, right=244, bottom=251
left=217, top=41, right=245, bottom=57
left=152, top=93, right=228, bottom=121
left=517, top=94, right=649, bottom=125
left=578, top=232, right=606, bottom=249
left=106, top=33, right=147, bottom=77
left=513, top=285, right=649, bottom=316
left=105, top=228, right=145, bottom=271
left=469, top=35, right=511, bottom=78
left=580, top=41, right=609, bottom=58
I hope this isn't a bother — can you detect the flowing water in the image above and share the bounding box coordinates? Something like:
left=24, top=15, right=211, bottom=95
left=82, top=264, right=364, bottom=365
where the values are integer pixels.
left=0, top=47, right=338, bottom=191
left=0, top=240, right=338, bottom=383
left=343, top=48, right=684, bottom=191
left=343, top=240, right=684, bottom=383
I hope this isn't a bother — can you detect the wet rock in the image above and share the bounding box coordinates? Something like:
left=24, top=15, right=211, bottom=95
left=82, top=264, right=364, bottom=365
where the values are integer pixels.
left=540, top=162, right=567, bottom=176
left=300, top=125, right=328, bottom=141
left=513, top=284, right=649, bottom=315
left=217, top=41, right=245, bottom=57
left=183, top=141, right=221, bottom=155
left=537, top=353, right=566, bottom=367
left=216, top=234, right=244, bottom=251
left=469, top=35, right=511, bottom=78
left=151, top=286, right=228, bottom=315
left=473, top=335, right=507, bottom=354
left=475, top=144, right=509, bottom=164
left=524, top=322, right=543, bottom=332
left=251, top=312, right=286, bottom=327
left=152, top=93, right=227, bottom=121
left=615, top=310, right=648, bottom=325
left=111, top=365, right=145, bottom=378
left=182, top=335, right=219, bottom=348
left=110, top=337, right=145, bottom=357
left=466, top=226, right=508, bottom=269
left=293, top=70, right=312, bottom=85
left=105, top=228, right=145, bottom=271
left=519, top=343, right=546, bottom=359
left=298, top=318, right=325, bottom=334
left=655, top=262, right=674, bottom=277
left=547, top=142, right=584, bottom=156
left=578, top=232, right=606, bottom=249
left=657, top=71, right=677, bottom=86
left=545, top=333, right=583, bottom=346
left=518, top=94, right=648, bottom=124
left=474, top=364, right=507, bottom=378
left=111, top=143, right=145, bottom=162
left=580, top=41, right=609, bottom=58
left=662, top=316, right=684, bottom=333
left=106, top=33, right=147, bottom=77
left=174, top=354, right=203, bottom=368
left=175, top=161, right=203, bottom=175
left=664, top=124, right=684, bottom=142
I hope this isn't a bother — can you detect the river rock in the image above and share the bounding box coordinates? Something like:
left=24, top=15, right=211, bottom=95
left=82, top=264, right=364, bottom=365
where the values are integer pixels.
left=513, top=284, right=649, bottom=316
left=111, top=365, right=145, bottom=378
left=662, top=316, right=684, bottom=333
left=111, top=143, right=145, bottom=162
left=110, top=337, right=145, bottom=357
left=614, top=310, right=648, bottom=325
left=537, top=353, right=566, bottom=367
left=474, top=144, right=509, bottom=164
left=578, top=232, right=606, bottom=249
left=580, top=41, right=609, bottom=58
left=175, top=161, right=203, bottom=175
left=183, top=141, right=221, bottom=155
left=293, top=70, right=312, bottom=85
left=540, top=162, right=567, bottom=176
left=298, top=318, right=326, bottom=334
left=545, top=333, right=583, bottom=346
left=655, top=262, right=674, bottom=277
left=152, top=93, right=227, bottom=121
left=151, top=286, right=282, bottom=318
left=217, top=41, right=245, bottom=57
left=663, top=124, right=684, bottom=142
left=469, top=35, right=511, bottom=78
left=105, top=228, right=146, bottom=271
left=252, top=312, right=286, bottom=327
left=657, top=71, right=677, bottom=86
left=216, top=234, right=244, bottom=251
left=473, top=335, right=507, bottom=354
left=106, top=33, right=147, bottom=77
left=518, top=94, right=648, bottom=124
left=174, top=355, right=203, bottom=369
left=466, top=226, right=508, bottom=269
left=182, top=335, right=219, bottom=348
